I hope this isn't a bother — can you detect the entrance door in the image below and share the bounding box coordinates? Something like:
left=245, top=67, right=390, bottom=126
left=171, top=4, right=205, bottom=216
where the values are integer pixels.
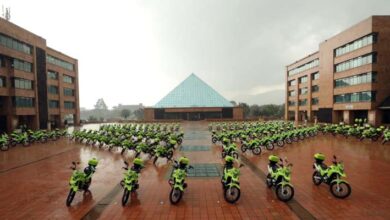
left=0, top=116, right=6, bottom=133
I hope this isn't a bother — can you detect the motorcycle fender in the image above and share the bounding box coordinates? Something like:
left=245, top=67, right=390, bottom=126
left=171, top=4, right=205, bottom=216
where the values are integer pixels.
left=331, top=178, right=348, bottom=184
left=70, top=184, right=78, bottom=192
left=124, top=184, right=133, bottom=191
left=227, top=182, right=240, bottom=189
left=174, top=184, right=184, bottom=191
left=277, top=181, right=293, bottom=188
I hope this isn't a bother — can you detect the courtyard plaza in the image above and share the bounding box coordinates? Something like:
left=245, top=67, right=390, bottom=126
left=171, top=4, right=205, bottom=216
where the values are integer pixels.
left=0, top=122, right=390, bottom=219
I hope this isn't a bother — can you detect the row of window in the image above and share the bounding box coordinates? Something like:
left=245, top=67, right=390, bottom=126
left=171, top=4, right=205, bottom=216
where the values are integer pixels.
left=0, top=33, right=32, bottom=55
left=47, top=70, right=75, bottom=84
left=288, top=85, right=319, bottom=97
left=13, top=58, right=32, bottom=72
left=335, top=53, right=376, bottom=72
left=13, top=78, right=33, bottom=90
left=288, top=98, right=319, bottom=106
left=299, top=76, right=308, bottom=83
left=63, top=75, right=74, bottom=84
left=288, top=59, right=319, bottom=76
left=334, top=91, right=376, bottom=103
left=48, top=70, right=59, bottom=80
left=288, top=72, right=320, bottom=87
left=46, top=55, right=74, bottom=71
left=335, top=33, right=376, bottom=57
left=48, top=86, right=75, bottom=96
left=334, top=72, right=377, bottom=88
left=49, top=100, right=76, bottom=109
left=13, top=97, right=34, bottom=108
left=64, top=101, right=75, bottom=109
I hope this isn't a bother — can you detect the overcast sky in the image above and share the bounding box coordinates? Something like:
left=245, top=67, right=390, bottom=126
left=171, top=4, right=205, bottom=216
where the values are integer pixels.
left=2, top=0, right=390, bottom=108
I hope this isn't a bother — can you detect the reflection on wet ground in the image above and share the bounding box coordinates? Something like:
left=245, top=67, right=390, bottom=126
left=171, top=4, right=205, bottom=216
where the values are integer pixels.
left=1, top=122, right=390, bottom=219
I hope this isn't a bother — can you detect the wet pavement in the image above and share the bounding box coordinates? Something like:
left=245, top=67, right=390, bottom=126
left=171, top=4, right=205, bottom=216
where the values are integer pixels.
left=0, top=122, right=390, bottom=219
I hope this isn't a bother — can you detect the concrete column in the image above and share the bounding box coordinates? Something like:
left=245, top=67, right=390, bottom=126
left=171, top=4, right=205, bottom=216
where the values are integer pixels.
left=368, top=110, right=381, bottom=126
left=343, top=110, right=352, bottom=124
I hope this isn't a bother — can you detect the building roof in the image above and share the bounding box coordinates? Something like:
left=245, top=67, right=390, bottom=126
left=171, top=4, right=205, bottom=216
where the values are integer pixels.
left=154, top=73, right=233, bottom=108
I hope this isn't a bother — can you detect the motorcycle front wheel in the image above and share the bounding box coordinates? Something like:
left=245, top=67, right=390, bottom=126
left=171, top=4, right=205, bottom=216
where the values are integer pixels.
left=241, top=145, right=247, bottom=153
left=277, top=140, right=284, bottom=147
left=224, top=187, right=241, bottom=204
left=122, top=189, right=130, bottom=206
left=276, top=185, right=294, bottom=202
left=169, top=188, right=183, bottom=204
left=1, top=144, right=9, bottom=151
left=266, top=143, right=274, bottom=151
left=252, top=147, right=261, bottom=155
left=66, top=189, right=76, bottom=206
left=330, top=182, right=351, bottom=199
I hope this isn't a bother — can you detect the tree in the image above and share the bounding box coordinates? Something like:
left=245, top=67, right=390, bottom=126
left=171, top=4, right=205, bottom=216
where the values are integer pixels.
left=249, top=105, right=261, bottom=117
left=134, top=108, right=144, bottom=120
left=94, top=98, right=108, bottom=110
left=230, top=101, right=237, bottom=106
left=238, top=102, right=250, bottom=118
left=88, top=115, right=97, bottom=122
left=121, top=109, right=131, bottom=119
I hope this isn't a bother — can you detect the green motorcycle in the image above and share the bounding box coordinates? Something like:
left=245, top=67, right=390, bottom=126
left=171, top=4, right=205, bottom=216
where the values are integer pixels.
left=168, top=157, right=193, bottom=204
left=222, top=143, right=239, bottom=159
left=66, top=158, right=99, bottom=206
left=266, top=155, right=294, bottom=202
left=1, top=134, right=9, bottom=151
left=121, top=158, right=144, bottom=206
left=312, top=153, right=351, bottom=199
left=153, top=145, right=174, bottom=164
left=221, top=156, right=243, bottom=203
left=241, top=139, right=262, bottom=155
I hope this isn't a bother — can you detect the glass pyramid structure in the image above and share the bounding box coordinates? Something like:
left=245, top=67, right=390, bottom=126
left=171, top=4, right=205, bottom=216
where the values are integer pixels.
left=154, top=73, right=233, bottom=108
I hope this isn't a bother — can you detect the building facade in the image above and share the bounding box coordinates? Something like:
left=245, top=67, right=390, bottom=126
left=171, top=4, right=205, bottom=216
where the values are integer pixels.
left=0, top=18, right=79, bottom=133
left=144, top=73, right=244, bottom=121
left=285, top=16, right=390, bottom=126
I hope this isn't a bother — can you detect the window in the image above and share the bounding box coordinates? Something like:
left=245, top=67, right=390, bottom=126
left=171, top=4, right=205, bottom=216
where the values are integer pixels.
left=299, top=99, right=307, bottom=106
left=49, top=100, right=59, bottom=108
left=63, top=75, right=74, bottom=84
left=334, top=72, right=377, bottom=88
left=299, top=76, right=308, bottom=84
left=47, top=70, right=58, bottom=80
left=334, top=91, right=376, bottom=103
left=312, top=85, right=319, bottom=93
left=288, top=101, right=296, bottom=106
left=312, top=98, right=319, bottom=105
left=288, top=80, right=296, bottom=86
left=48, top=85, right=59, bottom=94
left=335, top=53, right=376, bottom=72
left=64, top=101, right=75, bottom=109
left=13, top=97, right=34, bottom=107
left=13, top=78, right=33, bottom=90
left=63, top=88, right=75, bottom=96
left=0, top=76, right=5, bottom=87
left=288, top=90, right=296, bottom=97
left=335, top=33, right=377, bottom=57
left=0, top=33, right=32, bottom=54
left=299, top=87, right=308, bottom=95
left=288, top=59, right=319, bottom=76
left=47, top=55, right=74, bottom=71
left=13, top=58, right=32, bottom=72
left=312, top=72, right=320, bottom=80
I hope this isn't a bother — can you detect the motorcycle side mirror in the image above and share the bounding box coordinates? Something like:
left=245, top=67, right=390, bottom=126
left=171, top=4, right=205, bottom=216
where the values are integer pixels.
left=72, top=161, right=76, bottom=166
left=124, top=161, right=129, bottom=166
left=122, top=167, right=128, bottom=170
left=333, top=155, right=337, bottom=160
left=189, top=165, right=194, bottom=169
left=239, top=164, right=245, bottom=168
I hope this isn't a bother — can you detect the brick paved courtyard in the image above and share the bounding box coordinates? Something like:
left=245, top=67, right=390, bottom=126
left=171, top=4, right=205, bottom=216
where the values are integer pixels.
left=1, top=122, right=390, bottom=219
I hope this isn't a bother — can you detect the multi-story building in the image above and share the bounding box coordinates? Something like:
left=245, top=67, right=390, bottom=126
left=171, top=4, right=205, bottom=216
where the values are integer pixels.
left=285, top=16, right=390, bottom=126
left=0, top=18, right=79, bottom=133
